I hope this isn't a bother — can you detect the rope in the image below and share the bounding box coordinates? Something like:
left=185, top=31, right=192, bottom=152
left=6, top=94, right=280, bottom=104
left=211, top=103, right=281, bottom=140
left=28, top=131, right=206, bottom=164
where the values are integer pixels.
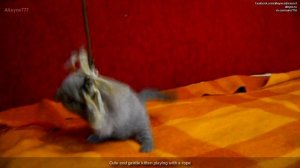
left=81, top=0, right=94, bottom=68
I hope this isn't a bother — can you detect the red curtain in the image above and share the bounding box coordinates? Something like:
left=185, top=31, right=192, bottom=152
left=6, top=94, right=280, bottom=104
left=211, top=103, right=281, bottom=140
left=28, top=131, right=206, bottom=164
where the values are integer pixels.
left=0, top=0, right=299, bottom=110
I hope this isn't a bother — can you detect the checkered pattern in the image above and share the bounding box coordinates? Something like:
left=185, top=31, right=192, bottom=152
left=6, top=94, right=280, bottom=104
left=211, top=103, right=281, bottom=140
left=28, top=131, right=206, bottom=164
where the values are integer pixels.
left=1, top=70, right=300, bottom=168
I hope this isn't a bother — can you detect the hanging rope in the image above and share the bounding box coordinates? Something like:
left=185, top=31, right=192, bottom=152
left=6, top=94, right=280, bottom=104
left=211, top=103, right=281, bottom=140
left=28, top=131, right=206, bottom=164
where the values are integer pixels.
left=81, top=0, right=94, bottom=68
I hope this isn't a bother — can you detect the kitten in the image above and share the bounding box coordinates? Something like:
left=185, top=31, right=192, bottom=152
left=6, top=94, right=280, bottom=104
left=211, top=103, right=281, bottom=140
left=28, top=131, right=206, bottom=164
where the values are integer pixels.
left=55, top=49, right=171, bottom=152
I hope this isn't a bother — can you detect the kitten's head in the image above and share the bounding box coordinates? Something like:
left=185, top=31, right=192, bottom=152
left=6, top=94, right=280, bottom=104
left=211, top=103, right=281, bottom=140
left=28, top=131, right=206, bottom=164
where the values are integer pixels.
left=55, top=72, right=87, bottom=118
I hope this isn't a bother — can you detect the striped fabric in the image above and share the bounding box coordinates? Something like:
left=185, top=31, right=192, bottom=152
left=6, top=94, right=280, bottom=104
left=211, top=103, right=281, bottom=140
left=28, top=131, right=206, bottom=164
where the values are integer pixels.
left=1, top=69, right=300, bottom=168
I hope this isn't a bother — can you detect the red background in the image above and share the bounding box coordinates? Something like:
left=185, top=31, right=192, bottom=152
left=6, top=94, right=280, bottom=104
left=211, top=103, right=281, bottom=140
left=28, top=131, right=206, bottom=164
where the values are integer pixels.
left=0, top=0, right=299, bottom=111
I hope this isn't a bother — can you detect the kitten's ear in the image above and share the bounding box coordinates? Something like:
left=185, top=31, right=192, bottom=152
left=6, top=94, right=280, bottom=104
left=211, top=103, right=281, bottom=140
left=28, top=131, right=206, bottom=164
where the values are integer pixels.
left=64, top=50, right=79, bottom=71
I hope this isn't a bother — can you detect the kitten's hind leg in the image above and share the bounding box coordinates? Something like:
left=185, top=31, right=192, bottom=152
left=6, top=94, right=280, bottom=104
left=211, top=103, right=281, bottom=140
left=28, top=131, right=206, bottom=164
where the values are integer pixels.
left=87, top=134, right=100, bottom=143
left=136, top=128, right=153, bottom=152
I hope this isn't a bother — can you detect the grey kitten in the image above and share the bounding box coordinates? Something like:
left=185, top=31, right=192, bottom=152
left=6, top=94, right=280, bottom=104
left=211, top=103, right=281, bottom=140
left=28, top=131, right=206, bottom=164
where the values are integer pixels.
left=55, top=71, right=169, bottom=152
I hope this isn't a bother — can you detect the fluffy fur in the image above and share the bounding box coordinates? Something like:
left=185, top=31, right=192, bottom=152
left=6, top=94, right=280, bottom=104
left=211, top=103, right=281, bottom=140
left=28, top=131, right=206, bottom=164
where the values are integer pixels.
left=56, top=71, right=154, bottom=152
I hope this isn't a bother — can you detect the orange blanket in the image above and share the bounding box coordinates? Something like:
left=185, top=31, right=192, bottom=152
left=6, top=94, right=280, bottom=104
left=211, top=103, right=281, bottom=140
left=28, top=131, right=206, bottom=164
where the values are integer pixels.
left=1, top=70, right=300, bottom=168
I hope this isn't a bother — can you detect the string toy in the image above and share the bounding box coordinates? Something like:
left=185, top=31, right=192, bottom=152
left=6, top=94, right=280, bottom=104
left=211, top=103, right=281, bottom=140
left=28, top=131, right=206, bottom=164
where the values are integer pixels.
left=63, top=0, right=109, bottom=129
left=81, top=0, right=94, bottom=68
left=67, top=48, right=111, bottom=130
left=56, top=0, right=158, bottom=152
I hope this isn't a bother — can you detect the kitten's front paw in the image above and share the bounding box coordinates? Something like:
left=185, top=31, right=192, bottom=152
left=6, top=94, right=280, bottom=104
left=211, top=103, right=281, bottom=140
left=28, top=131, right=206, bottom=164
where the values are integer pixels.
left=140, top=143, right=153, bottom=152
left=87, top=134, right=101, bottom=143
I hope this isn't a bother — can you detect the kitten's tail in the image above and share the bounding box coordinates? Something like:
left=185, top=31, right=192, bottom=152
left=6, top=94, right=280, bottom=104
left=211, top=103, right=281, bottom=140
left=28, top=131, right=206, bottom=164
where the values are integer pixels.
left=138, top=89, right=175, bottom=103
